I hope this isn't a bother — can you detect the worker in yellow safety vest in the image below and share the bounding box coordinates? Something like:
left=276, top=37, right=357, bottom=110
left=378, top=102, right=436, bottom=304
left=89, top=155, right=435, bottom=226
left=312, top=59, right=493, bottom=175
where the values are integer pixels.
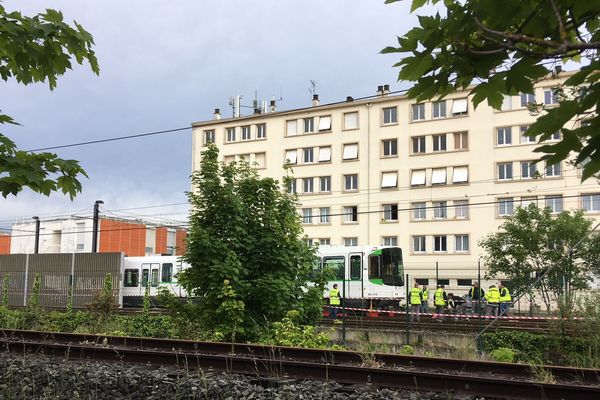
left=328, top=284, right=341, bottom=319
left=499, top=283, right=512, bottom=316
left=434, top=285, right=448, bottom=321
left=420, top=285, right=429, bottom=314
left=409, top=283, right=422, bottom=322
left=485, top=285, right=501, bottom=317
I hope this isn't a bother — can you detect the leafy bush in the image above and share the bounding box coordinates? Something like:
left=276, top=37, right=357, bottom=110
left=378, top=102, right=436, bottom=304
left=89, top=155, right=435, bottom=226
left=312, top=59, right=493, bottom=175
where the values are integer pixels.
left=262, top=310, right=334, bottom=349
left=399, top=345, right=415, bottom=355
left=86, top=273, right=118, bottom=318
left=490, top=347, right=516, bottom=363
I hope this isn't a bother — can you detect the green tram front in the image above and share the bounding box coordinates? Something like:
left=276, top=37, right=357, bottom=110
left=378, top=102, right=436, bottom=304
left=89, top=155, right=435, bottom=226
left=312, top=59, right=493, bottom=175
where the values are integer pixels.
left=317, top=245, right=405, bottom=310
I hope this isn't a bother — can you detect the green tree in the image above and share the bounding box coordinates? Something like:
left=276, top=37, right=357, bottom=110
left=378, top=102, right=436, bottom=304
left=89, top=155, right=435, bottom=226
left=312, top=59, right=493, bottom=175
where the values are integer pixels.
left=383, top=0, right=600, bottom=180
left=479, top=205, right=600, bottom=312
left=180, top=144, right=326, bottom=341
left=0, top=3, right=99, bottom=198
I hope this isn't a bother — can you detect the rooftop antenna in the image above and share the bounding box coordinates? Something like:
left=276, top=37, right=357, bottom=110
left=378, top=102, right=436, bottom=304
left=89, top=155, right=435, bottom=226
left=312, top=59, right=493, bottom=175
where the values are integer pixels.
left=308, top=80, right=317, bottom=96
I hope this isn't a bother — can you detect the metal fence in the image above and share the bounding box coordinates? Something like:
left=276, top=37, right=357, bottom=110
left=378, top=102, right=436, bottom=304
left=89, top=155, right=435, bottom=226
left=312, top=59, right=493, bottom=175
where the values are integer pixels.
left=0, top=253, right=123, bottom=308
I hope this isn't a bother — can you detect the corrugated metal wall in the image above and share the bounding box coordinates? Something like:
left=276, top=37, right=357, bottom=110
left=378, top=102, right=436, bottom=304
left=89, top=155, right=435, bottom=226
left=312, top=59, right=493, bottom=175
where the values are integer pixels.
left=0, top=253, right=123, bottom=308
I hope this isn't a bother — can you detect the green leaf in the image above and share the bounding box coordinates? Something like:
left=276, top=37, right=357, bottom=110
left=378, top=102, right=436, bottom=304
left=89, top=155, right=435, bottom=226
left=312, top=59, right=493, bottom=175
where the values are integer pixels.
left=411, top=0, right=428, bottom=12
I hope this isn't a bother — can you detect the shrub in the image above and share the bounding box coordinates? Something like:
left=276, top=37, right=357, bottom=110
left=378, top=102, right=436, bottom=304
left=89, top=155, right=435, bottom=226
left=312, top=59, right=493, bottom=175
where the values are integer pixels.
left=490, top=347, right=516, bottom=363
left=399, top=345, right=415, bottom=355
left=262, top=310, right=334, bottom=349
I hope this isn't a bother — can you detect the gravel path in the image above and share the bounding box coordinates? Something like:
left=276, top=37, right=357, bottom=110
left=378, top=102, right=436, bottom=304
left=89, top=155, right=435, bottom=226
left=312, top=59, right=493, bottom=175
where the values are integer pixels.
left=0, top=353, right=465, bottom=399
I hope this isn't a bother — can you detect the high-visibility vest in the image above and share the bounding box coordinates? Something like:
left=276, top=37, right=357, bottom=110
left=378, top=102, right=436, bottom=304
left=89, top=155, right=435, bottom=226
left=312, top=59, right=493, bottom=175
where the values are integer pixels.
left=422, top=289, right=429, bottom=302
left=329, top=288, right=340, bottom=305
left=469, top=286, right=484, bottom=299
left=500, top=287, right=512, bottom=302
left=410, top=287, right=422, bottom=305
left=434, top=288, right=446, bottom=306
left=486, top=287, right=500, bottom=304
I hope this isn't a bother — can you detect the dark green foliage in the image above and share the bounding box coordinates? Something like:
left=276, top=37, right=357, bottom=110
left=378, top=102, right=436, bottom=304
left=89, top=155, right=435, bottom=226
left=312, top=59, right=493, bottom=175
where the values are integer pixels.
left=489, top=347, right=516, bottom=363
left=480, top=205, right=600, bottom=312
left=384, top=0, right=600, bottom=180
left=157, top=289, right=203, bottom=339
left=2, top=273, right=8, bottom=307
left=180, top=144, right=326, bottom=341
left=0, top=4, right=98, bottom=198
left=86, top=273, right=118, bottom=318
left=259, top=310, right=334, bottom=349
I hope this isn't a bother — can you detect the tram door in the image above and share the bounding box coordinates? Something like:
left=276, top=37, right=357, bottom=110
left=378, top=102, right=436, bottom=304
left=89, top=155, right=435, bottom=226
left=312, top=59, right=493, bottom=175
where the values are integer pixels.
left=141, top=264, right=150, bottom=294
left=347, top=253, right=362, bottom=298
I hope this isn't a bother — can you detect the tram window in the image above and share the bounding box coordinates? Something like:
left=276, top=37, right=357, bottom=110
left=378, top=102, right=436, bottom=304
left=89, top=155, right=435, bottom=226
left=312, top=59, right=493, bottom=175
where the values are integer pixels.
left=124, top=269, right=139, bottom=287
left=141, top=269, right=149, bottom=287
left=151, top=269, right=159, bottom=287
left=350, top=255, right=361, bottom=280
left=323, top=257, right=345, bottom=280
left=161, top=263, right=173, bottom=282
left=310, top=258, right=322, bottom=279
left=415, top=278, right=428, bottom=285
left=368, top=255, right=381, bottom=279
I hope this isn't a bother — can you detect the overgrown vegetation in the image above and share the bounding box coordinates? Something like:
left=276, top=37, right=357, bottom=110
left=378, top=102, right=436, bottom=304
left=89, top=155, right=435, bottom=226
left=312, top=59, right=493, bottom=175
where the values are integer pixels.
left=179, top=144, right=329, bottom=341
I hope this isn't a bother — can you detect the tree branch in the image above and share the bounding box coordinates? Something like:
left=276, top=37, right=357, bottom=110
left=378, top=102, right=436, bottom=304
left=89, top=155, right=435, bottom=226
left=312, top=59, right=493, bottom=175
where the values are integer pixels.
left=549, top=0, right=568, bottom=43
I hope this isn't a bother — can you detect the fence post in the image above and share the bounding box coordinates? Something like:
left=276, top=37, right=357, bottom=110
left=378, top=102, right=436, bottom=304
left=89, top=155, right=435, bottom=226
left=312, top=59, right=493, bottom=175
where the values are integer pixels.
left=405, top=273, right=410, bottom=346
left=23, top=253, right=30, bottom=306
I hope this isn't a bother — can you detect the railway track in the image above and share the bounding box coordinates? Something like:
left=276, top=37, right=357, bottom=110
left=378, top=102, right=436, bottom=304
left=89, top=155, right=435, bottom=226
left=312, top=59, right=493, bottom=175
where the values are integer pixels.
left=0, top=329, right=598, bottom=399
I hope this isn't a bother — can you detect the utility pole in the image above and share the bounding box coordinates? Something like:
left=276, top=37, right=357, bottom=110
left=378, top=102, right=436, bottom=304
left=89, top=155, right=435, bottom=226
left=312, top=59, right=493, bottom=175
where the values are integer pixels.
left=92, top=200, right=103, bottom=253
left=32, top=216, right=40, bottom=254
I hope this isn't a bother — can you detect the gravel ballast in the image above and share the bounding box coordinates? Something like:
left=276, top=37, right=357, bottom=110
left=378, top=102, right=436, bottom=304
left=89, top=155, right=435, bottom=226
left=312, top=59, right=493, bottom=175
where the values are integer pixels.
left=0, top=354, right=458, bottom=399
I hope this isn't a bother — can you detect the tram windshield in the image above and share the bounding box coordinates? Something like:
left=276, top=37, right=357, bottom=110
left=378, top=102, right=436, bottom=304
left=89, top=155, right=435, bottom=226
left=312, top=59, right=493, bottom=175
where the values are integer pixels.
left=368, top=247, right=404, bottom=286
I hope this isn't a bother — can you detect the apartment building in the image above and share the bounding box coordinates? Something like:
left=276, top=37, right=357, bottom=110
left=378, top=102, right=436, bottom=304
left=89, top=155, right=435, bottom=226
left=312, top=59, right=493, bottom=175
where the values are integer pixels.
left=191, top=71, right=600, bottom=286
left=8, top=216, right=187, bottom=256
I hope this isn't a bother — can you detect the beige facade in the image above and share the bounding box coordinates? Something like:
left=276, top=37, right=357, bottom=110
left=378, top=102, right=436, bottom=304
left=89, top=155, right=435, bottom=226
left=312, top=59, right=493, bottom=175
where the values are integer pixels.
left=191, top=72, right=600, bottom=294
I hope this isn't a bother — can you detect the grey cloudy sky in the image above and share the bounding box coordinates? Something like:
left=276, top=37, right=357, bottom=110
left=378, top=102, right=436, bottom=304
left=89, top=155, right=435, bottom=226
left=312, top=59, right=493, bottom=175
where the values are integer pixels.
left=1, top=0, right=417, bottom=230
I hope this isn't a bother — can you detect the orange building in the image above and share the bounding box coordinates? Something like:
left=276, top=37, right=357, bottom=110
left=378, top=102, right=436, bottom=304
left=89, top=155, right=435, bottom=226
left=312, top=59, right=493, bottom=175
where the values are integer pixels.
left=0, top=232, right=10, bottom=255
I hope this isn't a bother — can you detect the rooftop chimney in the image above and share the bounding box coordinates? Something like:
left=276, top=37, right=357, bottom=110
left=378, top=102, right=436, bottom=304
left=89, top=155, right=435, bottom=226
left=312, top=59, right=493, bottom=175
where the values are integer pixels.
left=346, top=96, right=354, bottom=102
left=377, top=85, right=384, bottom=96
left=312, top=94, right=320, bottom=107
left=270, top=100, right=277, bottom=113
left=383, top=84, right=390, bottom=95
left=554, top=65, right=562, bottom=75
left=213, top=108, right=221, bottom=120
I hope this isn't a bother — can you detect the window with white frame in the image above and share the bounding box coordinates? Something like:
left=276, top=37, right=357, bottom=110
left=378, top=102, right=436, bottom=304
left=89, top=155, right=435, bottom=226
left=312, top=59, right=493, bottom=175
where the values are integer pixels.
left=343, top=206, right=358, bottom=222
left=452, top=166, right=468, bottom=183
left=383, top=204, right=398, bottom=221
left=382, top=139, right=398, bottom=156
left=319, top=176, right=331, bottom=192
left=319, top=207, right=331, bottom=223
left=344, top=174, right=358, bottom=191
left=241, top=125, right=251, bottom=140
left=382, top=107, right=397, bottom=124
left=256, top=124, right=266, bottom=139
left=544, top=87, right=559, bottom=105
left=520, top=196, right=538, bottom=208
left=342, top=143, right=358, bottom=160
left=520, top=93, right=536, bottom=107
left=239, top=154, right=250, bottom=162
left=455, top=235, right=469, bottom=252
left=344, top=237, right=358, bottom=246
left=302, top=208, right=313, bottom=224
left=286, top=120, right=298, bottom=136
left=319, top=238, right=331, bottom=245
left=304, top=238, right=314, bottom=247
left=413, top=236, right=426, bottom=253
left=204, top=130, right=215, bottom=145
left=303, top=177, right=314, bottom=193
left=549, top=131, right=561, bottom=141
left=411, top=169, right=426, bottom=186
left=383, top=236, right=398, bottom=246
left=433, top=201, right=448, bottom=219
left=433, top=101, right=446, bottom=118
left=318, top=146, right=331, bottom=162
left=433, top=134, right=447, bottom=151
left=454, top=200, right=469, bottom=218
left=454, top=132, right=468, bottom=150
left=412, top=103, right=425, bottom=121
left=545, top=163, right=561, bottom=177
left=412, top=202, right=426, bottom=220
left=434, top=235, right=447, bottom=252
left=285, top=149, right=297, bottom=164
left=344, top=112, right=358, bottom=130
left=497, top=162, right=513, bottom=180
left=287, top=179, right=297, bottom=194
left=501, top=95, right=512, bottom=111
left=431, top=168, right=447, bottom=185
left=303, top=147, right=314, bottom=163
left=498, top=197, right=515, bottom=216
left=412, top=136, right=426, bottom=153
left=451, top=98, right=468, bottom=115
left=520, top=125, right=535, bottom=143
left=545, top=195, right=563, bottom=213
left=254, top=152, right=266, bottom=169
left=145, top=228, right=156, bottom=254
left=226, top=127, right=236, bottom=142
left=318, top=115, right=332, bottom=131
left=303, top=117, right=314, bottom=133
left=521, top=161, right=537, bottom=179
left=582, top=194, right=600, bottom=212
left=497, top=127, right=512, bottom=145
left=76, top=222, right=85, bottom=251
left=381, top=171, right=398, bottom=188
